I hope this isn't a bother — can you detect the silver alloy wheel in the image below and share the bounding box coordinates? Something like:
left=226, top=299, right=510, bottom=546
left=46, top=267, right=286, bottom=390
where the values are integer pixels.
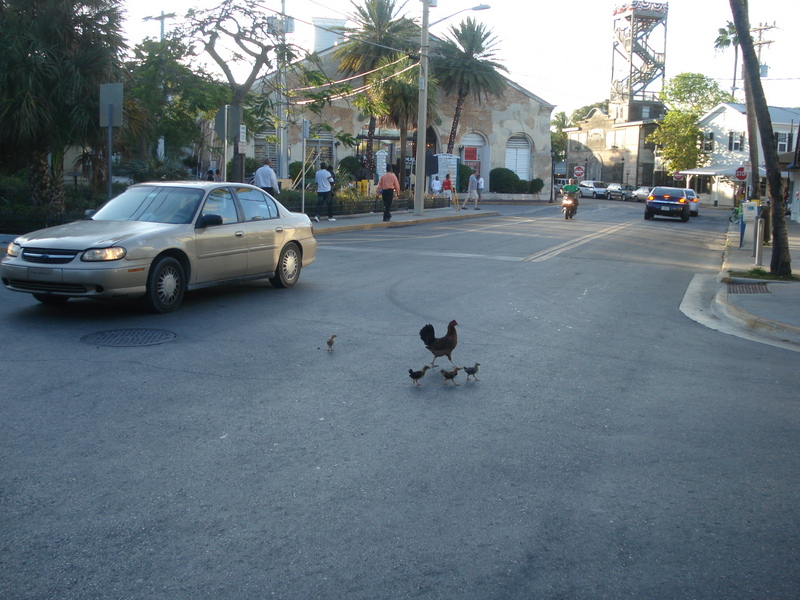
left=157, top=264, right=180, bottom=305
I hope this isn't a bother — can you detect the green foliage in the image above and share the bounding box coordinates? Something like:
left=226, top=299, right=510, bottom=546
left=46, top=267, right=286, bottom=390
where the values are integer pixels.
left=289, top=162, right=304, bottom=182
left=338, top=156, right=361, bottom=179
left=455, top=163, right=471, bottom=193
left=550, top=111, right=572, bottom=161
left=125, top=37, right=230, bottom=159
left=121, top=154, right=190, bottom=183
left=489, top=168, right=520, bottom=193
left=647, top=110, right=707, bottom=173
left=660, top=73, right=733, bottom=115
left=529, top=178, right=545, bottom=194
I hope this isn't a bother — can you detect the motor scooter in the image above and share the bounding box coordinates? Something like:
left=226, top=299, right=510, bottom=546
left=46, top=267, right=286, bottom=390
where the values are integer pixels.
left=561, top=195, right=577, bottom=219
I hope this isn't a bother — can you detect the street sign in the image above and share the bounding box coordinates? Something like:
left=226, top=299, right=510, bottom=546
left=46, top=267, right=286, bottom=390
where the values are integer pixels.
left=735, top=166, right=747, bottom=181
left=573, top=165, right=584, bottom=178
left=673, top=172, right=684, bottom=181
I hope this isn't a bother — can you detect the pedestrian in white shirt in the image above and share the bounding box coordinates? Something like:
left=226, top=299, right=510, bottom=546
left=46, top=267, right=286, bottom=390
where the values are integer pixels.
left=254, top=158, right=279, bottom=197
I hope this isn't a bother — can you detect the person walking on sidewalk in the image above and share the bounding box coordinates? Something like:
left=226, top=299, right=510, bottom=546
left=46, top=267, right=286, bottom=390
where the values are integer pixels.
left=477, top=175, right=484, bottom=203
left=442, top=174, right=456, bottom=211
left=254, top=157, right=279, bottom=197
left=377, top=165, right=401, bottom=222
left=313, top=162, right=335, bottom=222
left=463, top=170, right=479, bottom=210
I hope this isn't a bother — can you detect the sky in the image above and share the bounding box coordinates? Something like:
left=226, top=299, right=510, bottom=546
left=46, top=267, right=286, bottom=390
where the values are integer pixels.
left=123, top=0, right=800, bottom=117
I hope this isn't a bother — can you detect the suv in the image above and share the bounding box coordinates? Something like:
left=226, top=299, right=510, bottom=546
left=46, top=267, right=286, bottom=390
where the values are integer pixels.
left=578, top=181, right=608, bottom=198
left=644, top=186, right=690, bottom=222
left=606, top=183, right=635, bottom=201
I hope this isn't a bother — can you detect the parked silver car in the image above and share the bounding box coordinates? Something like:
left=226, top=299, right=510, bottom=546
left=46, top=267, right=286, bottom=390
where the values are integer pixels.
left=632, top=186, right=652, bottom=202
left=684, top=188, right=700, bottom=216
left=578, top=181, right=608, bottom=198
left=1, top=182, right=317, bottom=312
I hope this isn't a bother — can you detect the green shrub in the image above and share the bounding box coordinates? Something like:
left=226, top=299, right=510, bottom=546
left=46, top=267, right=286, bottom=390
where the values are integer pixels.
left=457, top=163, right=473, bottom=193
left=338, top=155, right=361, bottom=179
left=529, top=178, right=545, bottom=194
left=489, top=167, right=520, bottom=193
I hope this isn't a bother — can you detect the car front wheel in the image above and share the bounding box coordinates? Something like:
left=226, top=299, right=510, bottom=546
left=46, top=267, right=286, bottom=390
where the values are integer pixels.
left=270, top=243, right=301, bottom=288
left=144, top=256, right=185, bottom=313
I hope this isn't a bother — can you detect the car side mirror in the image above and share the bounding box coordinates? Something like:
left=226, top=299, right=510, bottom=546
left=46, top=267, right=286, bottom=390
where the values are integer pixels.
left=83, top=209, right=96, bottom=219
left=197, top=214, right=224, bottom=228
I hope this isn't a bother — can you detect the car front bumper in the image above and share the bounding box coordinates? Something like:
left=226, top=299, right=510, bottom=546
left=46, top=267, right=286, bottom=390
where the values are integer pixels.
left=1, top=258, right=150, bottom=298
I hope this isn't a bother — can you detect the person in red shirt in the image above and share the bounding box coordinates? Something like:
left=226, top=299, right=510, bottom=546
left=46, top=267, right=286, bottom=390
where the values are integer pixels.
left=442, top=174, right=456, bottom=211
left=377, top=165, right=401, bottom=222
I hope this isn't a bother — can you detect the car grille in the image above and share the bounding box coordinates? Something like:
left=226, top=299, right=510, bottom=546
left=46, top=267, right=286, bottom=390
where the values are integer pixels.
left=21, top=248, right=80, bottom=264
left=7, top=279, right=89, bottom=294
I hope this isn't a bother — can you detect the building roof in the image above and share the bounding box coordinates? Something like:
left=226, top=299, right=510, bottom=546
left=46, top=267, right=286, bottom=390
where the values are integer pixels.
left=700, top=103, right=800, bottom=126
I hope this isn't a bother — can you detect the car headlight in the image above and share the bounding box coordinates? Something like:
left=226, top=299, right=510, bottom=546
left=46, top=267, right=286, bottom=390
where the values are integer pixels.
left=82, top=247, right=127, bottom=261
left=6, top=242, right=21, bottom=257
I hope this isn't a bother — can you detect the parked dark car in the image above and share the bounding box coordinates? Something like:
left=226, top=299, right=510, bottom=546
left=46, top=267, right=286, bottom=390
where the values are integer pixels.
left=606, top=183, right=635, bottom=201
left=644, top=186, right=691, bottom=222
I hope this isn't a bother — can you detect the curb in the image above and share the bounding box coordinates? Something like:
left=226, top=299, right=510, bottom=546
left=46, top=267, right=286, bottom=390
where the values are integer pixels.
left=711, top=290, right=800, bottom=346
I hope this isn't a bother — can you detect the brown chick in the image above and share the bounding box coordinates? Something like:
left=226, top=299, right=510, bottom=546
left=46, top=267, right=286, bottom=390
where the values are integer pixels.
left=440, top=366, right=461, bottom=386
left=419, top=320, right=458, bottom=366
left=327, top=334, right=337, bottom=351
left=408, top=365, right=430, bottom=386
left=463, top=363, right=480, bottom=381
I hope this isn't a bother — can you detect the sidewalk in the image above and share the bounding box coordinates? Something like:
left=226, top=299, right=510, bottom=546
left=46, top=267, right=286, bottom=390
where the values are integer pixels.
left=309, top=205, right=500, bottom=236
left=713, top=215, right=800, bottom=346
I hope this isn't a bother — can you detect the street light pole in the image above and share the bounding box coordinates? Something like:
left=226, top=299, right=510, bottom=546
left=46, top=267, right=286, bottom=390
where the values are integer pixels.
left=413, top=0, right=431, bottom=216
left=413, top=3, right=490, bottom=216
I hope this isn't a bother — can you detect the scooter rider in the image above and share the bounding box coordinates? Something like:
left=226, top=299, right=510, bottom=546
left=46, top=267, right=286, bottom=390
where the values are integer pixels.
left=561, top=178, right=580, bottom=211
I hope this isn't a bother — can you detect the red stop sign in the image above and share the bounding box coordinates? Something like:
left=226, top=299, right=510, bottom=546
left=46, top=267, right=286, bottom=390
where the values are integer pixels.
left=673, top=172, right=684, bottom=181
left=574, top=166, right=584, bottom=178
left=735, top=167, right=747, bottom=180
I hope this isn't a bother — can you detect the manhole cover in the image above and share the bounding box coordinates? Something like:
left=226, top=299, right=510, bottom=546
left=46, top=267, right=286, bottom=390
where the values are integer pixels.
left=81, top=329, right=178, bottom=347
left=728, top=282, right=770, bottom=294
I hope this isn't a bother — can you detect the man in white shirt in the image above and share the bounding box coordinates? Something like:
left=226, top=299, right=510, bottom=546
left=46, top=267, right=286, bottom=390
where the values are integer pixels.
left=254, top=158, right=279, bottom=197
left=313, top=162, right=335, bottom=222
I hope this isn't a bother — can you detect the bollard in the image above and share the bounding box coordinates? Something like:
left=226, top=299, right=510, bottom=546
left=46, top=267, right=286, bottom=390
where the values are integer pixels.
left=754, top=218, right=764, bottom=265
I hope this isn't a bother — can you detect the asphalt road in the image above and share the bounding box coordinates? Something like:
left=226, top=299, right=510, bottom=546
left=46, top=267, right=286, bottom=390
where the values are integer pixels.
left=2, top=201, right=799, bottom=599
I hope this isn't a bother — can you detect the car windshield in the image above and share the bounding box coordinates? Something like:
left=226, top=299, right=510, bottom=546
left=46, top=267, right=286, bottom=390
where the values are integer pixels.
left=92, top=186, right=204, bottom=224
left=594, top=182, right=607, bottom=188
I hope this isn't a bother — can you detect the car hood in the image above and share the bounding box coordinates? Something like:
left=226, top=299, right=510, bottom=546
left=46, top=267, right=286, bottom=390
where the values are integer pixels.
left=14, top=220, right=184, bottom=250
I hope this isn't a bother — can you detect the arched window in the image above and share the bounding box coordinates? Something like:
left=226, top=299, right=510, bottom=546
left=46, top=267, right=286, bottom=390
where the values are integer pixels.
left=505, top=134, right=532, bottom=180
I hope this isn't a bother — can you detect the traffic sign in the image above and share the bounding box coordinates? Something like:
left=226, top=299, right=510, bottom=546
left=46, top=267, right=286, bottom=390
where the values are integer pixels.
left=573, top=165, right=584, bottom=178
left=735, top=166, right=747, bottom=181
left=673, top=172, right=684, bottom=181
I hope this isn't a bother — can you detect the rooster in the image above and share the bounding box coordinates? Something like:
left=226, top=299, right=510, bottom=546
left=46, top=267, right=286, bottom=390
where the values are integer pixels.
left=441, top=366, right=461, bottom=386
left=326, top=334, right=337, bottom=351
left=408, top=365, right=430, bottom=386
left=419, top=320, right=458, bottom=366
left=463, top=363, right=480, bottom=381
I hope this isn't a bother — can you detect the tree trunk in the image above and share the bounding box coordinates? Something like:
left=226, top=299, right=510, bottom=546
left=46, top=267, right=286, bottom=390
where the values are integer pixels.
left=362, top=115, right=376, bottom=181
left=446, top=90, right=469, bottom=155
left=730, top=0, right=791, bottom=277
left=29, top=150, right=66, bottom=217
left=399, top=122, right=408, bottom=191
left=743, top=69, right=760, bottom=200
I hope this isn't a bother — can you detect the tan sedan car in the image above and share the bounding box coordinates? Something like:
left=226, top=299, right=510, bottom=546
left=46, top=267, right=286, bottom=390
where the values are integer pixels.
left=1, top=182, right=317, bottom=312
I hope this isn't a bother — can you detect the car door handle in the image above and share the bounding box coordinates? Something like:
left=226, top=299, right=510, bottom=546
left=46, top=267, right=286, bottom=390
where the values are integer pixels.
left=274, top=227, right=284, bottom=233
left=235, top=231, right=245, bottom=237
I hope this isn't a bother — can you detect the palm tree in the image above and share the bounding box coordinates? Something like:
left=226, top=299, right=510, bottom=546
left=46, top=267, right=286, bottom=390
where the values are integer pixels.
left=369, top=55, right=438, bottom=190
left=714, top=21, right=740, bottom=96
left=729, top=0, right=791, bottom=277
left=333, top=0, right=417, bottom=178
left=0, top=0, right=126, bottom=211
left=431, top=17, right=508, bottom=154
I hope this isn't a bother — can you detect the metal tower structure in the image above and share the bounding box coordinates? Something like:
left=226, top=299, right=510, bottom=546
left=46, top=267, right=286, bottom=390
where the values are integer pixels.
left=610, top=2, right=668, bottom=104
